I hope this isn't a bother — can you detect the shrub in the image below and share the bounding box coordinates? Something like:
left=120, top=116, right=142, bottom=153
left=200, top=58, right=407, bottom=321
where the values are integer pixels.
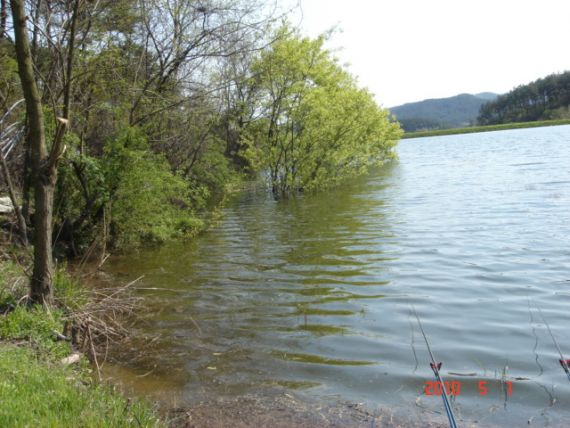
left=104, top=127, right=203, bottom=249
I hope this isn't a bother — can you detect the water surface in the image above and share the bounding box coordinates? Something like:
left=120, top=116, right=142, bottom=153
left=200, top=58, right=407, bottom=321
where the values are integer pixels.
left=105, top=125, right=570, bottom=426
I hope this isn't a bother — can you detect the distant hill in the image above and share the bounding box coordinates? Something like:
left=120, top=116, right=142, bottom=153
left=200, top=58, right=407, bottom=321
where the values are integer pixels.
left=390, top=93, right=498, bottom=132
left=474, top=92, right=498, bottom=101
left=478, top=71, right=570, bottom=125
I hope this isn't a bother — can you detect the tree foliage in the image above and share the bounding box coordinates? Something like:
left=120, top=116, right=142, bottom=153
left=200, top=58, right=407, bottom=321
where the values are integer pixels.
left=104, top=128, right=203, bottom=248
left=0, top=2, right=401, bottom=293
left=244, top=27, right=401, bottom=197
left=478, top=71, right=570, bottom=125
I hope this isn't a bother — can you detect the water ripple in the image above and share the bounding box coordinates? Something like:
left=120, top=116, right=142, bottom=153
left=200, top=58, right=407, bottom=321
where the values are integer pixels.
left=106, top=125, right=570, bottom=427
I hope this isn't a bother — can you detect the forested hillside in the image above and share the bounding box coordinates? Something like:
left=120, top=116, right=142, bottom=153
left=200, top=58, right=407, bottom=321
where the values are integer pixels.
left=478, top=71, right=570, bottom=125
left=390, top=93, right=497, bottom=131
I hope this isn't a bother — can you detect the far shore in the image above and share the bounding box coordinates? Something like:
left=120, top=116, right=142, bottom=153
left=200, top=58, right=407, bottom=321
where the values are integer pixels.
left=402, top=118, right=570, bottom=139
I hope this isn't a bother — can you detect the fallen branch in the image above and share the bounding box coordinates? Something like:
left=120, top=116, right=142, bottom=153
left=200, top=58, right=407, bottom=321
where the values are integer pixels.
left=87, top=324, right=102, bottom=382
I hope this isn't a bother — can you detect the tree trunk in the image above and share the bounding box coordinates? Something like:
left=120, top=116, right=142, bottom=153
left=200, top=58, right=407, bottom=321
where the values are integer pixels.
left=31, top=168, right=56, bottom=304
left=10, top=0, right=66, bottom=305
left=21, top=138, right=31, bottom=222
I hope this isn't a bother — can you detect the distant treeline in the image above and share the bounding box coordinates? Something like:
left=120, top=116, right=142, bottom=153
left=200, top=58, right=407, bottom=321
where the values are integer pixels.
left=478, top=71, right=570, bottom=125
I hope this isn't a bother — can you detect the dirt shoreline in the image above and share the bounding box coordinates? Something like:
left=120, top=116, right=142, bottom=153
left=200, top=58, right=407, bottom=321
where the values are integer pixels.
left=165, top=391, right=451, bottom=428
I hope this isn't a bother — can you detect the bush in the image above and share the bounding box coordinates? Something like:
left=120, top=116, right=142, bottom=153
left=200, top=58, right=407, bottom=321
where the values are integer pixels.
left=55, top=138, right=110, bottom=254
left=105, top=127, right=203, bottom=249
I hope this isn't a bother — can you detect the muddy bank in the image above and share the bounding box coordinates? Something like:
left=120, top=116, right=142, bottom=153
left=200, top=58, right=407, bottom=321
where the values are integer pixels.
left=164, top=391, right=570, bottom=428
left=166, top=391, right=451, bottom=428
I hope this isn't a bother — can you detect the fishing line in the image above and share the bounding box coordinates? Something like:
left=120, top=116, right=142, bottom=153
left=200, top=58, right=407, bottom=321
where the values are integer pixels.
left=535, top=304, right=570, bottom=382
left=408, top=308, right=419, bottom=373
left=527, top=298, right=544, bottom=377
left=412, top=305, right=459, bottom=428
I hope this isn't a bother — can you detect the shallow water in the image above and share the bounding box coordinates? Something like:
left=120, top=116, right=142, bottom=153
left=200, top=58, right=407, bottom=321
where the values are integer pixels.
left=105, top=125, right=570, bottom=426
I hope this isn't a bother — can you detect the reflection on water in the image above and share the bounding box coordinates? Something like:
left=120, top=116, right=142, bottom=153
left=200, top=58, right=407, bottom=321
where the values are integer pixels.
left=105, top=125, right=570, bottom=426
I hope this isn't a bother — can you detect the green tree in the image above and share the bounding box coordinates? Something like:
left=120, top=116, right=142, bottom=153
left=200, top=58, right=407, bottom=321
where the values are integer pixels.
left=478, top=71, right=570, bottom=125
left=244, top=27, right=401, bottom=197
left=103, top=127, right=203, bottom=249
left=10, top=0, right=79, bottom=304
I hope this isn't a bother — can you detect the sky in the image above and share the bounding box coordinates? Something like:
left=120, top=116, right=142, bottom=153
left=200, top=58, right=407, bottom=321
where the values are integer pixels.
left=282, top=0, right=570, bottom=107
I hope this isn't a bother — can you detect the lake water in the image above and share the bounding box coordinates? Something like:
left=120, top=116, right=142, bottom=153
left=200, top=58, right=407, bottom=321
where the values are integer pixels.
left=105, top=125, right=570, bottom=427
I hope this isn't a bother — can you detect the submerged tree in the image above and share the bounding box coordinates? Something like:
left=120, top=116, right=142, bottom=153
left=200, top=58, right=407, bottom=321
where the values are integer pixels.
left=3, top=2, right=400, bottom=305
left=244, top=27, right=401, bottom=197
left=5, top=0, right=282, bottom=304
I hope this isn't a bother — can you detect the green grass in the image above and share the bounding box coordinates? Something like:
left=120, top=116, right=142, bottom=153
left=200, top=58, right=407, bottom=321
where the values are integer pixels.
left=0, top=258, right=27, bottom=307
left=0, top=259, right=164, bottom=427
left=0, top=305, right=70, bottom=358
left=402, top=118, right=570, bottom=139
left=0, top=346, right=161, bottom=427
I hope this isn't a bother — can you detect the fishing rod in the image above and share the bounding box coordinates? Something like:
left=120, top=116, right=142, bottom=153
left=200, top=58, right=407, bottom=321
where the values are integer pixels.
left=412, top=306, right=458, bottom=428
left=536, top=305, right=570, bottom=382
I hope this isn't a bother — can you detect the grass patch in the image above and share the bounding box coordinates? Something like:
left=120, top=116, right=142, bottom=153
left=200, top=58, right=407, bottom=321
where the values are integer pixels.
left=0, top=259, right=27, bottom=308
left=403, top=118, right=570, bottom=139
left=0, top=305, right=70, bottom=359
left=0, top=258, right=164, bottom=427
left=53, top=267, right=89, bottom=311
left=0, top=346, right=161, bottom=427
